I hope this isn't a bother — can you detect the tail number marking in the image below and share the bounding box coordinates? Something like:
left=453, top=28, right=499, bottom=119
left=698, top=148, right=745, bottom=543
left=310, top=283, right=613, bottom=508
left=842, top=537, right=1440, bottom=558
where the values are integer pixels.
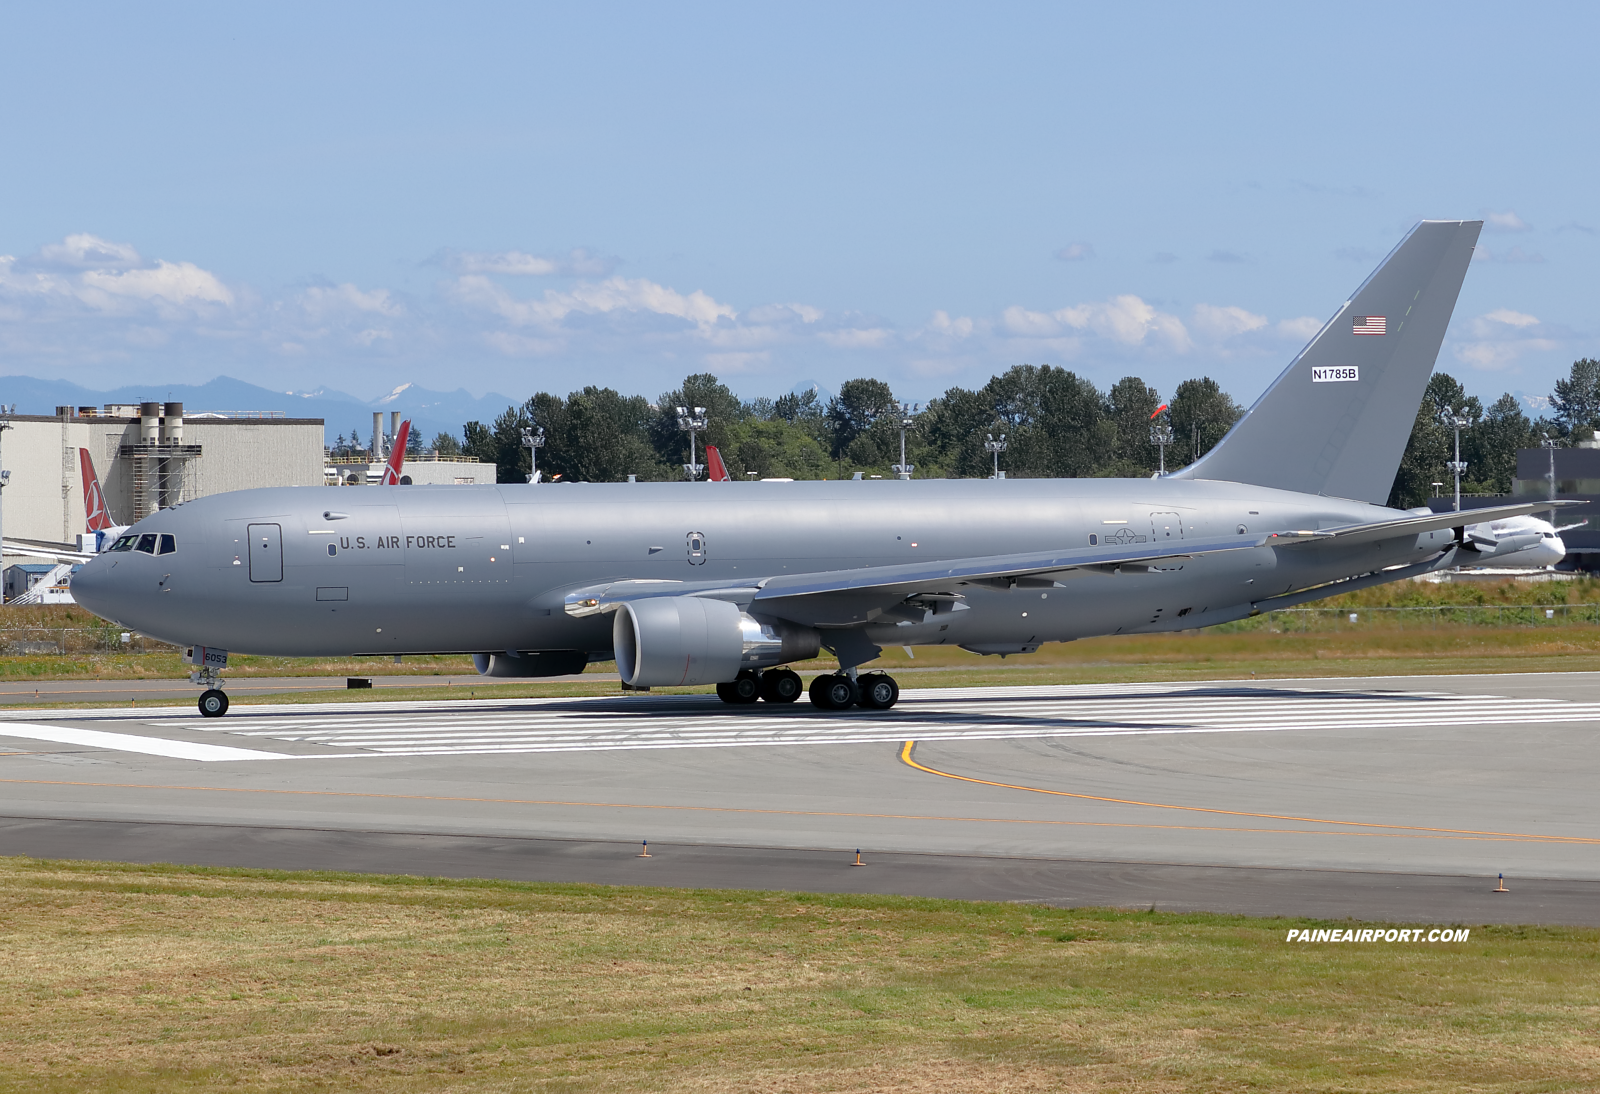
left=1311, top=366, right=1360, bottom=383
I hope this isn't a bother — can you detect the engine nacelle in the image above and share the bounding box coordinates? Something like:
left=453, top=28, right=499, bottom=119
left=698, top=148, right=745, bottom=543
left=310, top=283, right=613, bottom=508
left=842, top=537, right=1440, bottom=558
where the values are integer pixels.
left=473, top=649, right=590, bottom=677
left=612, top=596, right=821, bottom=687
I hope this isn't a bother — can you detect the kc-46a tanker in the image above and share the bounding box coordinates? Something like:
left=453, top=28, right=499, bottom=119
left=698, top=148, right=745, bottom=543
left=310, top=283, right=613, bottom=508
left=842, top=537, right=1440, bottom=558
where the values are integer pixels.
left=72, top=220, right=1569, bottom=717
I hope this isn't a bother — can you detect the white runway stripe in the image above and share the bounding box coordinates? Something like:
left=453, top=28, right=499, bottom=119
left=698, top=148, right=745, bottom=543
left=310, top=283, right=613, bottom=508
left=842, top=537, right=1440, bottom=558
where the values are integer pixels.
left=117, top=683, right=1600, bottom=758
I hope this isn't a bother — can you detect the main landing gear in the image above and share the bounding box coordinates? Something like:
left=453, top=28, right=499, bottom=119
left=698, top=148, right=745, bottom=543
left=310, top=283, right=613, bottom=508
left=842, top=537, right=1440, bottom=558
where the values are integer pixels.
left=809, top=671, right=900, bottom=711
left=715, top=667, right=803, bottom=705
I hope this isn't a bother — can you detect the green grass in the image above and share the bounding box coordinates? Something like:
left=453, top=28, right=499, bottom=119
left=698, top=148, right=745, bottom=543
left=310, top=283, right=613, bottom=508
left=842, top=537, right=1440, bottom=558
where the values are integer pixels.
left=0, top=857, right=1594, bottom=1092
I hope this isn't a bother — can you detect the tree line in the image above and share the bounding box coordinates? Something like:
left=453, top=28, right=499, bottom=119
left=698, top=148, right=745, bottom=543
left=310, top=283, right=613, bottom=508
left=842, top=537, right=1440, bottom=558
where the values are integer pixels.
left=419, top=357, right=1600, bottom=508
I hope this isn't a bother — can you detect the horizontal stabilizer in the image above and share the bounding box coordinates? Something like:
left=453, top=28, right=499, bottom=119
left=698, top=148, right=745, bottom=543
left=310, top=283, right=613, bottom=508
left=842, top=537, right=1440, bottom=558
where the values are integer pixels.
left=1274, top=500, right=1582, bottom=550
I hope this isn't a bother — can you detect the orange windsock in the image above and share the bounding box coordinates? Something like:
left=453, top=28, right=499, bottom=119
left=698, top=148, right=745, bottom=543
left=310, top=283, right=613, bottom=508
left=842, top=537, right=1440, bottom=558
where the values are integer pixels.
left=1150, top=403, right=1169, bottom=420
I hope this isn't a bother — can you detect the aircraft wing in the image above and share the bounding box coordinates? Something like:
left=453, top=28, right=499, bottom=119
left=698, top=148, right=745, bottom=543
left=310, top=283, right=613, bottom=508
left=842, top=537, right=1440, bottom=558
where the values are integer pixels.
left=1271, top=500, right=1584, bottom=550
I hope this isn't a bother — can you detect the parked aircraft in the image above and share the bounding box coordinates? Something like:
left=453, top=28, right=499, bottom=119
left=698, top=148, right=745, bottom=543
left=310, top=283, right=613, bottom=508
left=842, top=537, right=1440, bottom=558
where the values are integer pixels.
left=80, top=448, right=128, bottom=551
left=376, top=420, right=412, bottom=486
left=1457, top=512, right=1583, bottom=569
left=72, top=220, right=1572, bottom=718
left=706, top=445, right=731, bottom=482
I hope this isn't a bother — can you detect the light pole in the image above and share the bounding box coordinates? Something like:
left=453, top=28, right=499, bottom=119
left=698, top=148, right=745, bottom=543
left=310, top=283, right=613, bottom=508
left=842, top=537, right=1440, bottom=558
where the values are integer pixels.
left=1150, top=420, right=1174, bottom=475
left=677, top=405, right=707, bottom=480
left=1542, top=433, right=1561, bottom=521
left=984, top=433, right=1007, bottom=480
left=1444, top=411, right=1470, bottom=512
left=891, top=402, right=919, bottom=479
left=0, top=406, right=11, bottom=572
left=521, top=423, right=545, bottom=483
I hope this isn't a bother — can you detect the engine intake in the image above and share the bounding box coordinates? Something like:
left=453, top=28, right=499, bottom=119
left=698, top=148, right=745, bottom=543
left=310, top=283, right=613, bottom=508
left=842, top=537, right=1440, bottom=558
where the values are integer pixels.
left=613, top=596, right=820, bottom=687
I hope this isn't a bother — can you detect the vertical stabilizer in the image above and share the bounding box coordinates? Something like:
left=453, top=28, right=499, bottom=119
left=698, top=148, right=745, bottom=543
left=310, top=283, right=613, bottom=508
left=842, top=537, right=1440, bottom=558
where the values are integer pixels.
left=79, top=448, right=114, bottom=531
left=1170, top=220, right=1481, bottom=503
left=705, top=445, right=731, bottom=482
left=378, top=420, right=411, bottom=485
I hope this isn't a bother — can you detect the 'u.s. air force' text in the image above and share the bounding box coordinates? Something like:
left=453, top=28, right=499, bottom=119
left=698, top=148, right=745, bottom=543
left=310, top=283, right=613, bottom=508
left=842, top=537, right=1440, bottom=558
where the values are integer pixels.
left=337, top=535, right=458, bottom=550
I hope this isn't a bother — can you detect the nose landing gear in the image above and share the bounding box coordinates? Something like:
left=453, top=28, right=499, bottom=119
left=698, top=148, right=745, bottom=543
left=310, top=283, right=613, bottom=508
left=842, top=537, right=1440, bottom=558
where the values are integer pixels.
left=199, top=689, right=230, bottom=718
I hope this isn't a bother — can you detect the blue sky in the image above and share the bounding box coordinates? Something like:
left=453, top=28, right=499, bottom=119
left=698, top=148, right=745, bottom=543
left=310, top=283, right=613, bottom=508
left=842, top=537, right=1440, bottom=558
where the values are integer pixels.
left=1, top=2, right=1595, bottom=412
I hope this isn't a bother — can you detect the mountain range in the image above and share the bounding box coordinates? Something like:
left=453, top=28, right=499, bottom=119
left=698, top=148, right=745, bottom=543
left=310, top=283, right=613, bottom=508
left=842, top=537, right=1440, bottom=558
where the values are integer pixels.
left=0, top=376, right=519, bottom=446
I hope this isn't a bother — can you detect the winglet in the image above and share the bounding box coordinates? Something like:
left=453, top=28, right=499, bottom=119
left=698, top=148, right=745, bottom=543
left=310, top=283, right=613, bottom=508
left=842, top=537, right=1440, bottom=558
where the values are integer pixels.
left=78, top=448, right=114, bottom=531
left=705, top=444, right=731, bottom=482
left=1171, top=220, right=1482, bottom=504
left=378, top=419, right=411, bottom=485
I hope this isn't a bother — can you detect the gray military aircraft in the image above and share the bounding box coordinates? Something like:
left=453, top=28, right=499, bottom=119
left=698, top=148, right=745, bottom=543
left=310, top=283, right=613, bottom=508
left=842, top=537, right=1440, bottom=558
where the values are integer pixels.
left=72, top=219, right=1565, bottom=717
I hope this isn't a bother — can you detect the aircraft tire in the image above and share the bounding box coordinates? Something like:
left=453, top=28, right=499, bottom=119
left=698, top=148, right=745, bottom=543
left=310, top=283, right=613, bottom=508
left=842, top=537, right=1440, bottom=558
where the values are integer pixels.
left=716, top=671, right=761, bottom=704
left=759, top=668, right=803, bottom=703
left=808, top=673, right=859, bottom=710
left=198, top=689, right=229, bottom=718
left=857, top=673, right=899, bottom=710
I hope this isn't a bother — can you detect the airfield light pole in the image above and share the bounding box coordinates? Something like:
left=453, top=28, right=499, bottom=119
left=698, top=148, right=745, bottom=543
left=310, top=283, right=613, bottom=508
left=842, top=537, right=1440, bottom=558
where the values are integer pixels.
left=984, top=433, right=1007, bottom=480
left=1543, top=434, right=1561, bottom=522
left=1149, top=420, right=1174, bottom=475
left=0, top=406, right=11, bottom=569
left=891, top=402, right=919, bottom=479
left=677, top=406, right=707, bottom=481
left=521, top=423, right=545, bottom=483
left=1445, top=412, right=1471, bottom=512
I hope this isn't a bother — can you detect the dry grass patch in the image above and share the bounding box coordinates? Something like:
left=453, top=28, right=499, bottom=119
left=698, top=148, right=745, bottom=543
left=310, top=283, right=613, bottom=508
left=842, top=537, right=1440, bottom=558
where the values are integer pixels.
left=0, top=858, right=1597, bottom=1092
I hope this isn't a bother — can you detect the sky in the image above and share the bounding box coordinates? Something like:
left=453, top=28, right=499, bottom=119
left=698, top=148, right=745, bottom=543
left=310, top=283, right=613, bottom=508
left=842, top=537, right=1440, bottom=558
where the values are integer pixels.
left=1, top=2, right=1595, bottom=413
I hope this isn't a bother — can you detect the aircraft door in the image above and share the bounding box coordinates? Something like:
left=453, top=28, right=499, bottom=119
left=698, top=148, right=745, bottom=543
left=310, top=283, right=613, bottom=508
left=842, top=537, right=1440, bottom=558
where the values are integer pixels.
left=248, top=523, right=283, bottom=582
left=1150, top=512, right=1184, bottom=543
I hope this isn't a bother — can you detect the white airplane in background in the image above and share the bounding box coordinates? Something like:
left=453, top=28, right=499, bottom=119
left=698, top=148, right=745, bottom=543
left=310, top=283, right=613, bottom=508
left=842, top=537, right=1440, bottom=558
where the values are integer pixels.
left=1456, top=512, right=1585, bottom=569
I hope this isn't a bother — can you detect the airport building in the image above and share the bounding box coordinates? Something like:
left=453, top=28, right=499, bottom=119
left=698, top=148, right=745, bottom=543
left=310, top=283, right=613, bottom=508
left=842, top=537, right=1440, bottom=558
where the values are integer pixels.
left=325, top=411, right=495, bottom=486
left=1, top=403, right=325, bottom=549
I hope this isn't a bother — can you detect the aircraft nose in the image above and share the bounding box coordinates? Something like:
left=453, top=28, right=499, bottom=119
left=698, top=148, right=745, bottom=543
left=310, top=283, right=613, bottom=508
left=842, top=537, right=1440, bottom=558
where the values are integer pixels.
left=69, top=557, right=120, bottom=620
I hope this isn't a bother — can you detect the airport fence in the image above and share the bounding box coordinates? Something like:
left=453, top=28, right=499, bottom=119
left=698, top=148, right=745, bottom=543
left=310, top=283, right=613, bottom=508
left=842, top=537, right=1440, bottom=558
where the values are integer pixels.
left=0, top=626, right=176, bottom=656
left=1217, top=604, right=1600, bottom=633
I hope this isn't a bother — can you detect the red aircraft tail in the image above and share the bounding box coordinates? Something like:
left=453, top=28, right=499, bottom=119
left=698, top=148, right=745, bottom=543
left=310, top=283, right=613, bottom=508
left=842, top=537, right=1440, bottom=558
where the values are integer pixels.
left=79, top=448, right=114, bottom=531
left=378, top=419, right=411, bottom=485
left=705, top=444, right=730, bottom=482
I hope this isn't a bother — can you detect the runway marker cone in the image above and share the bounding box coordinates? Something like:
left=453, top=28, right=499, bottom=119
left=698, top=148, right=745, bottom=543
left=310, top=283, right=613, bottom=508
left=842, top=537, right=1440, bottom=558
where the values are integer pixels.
left=638, top=840, right=651, bottom=858
left=852, top=849, right=866, bottom=867
left=1493, top=873, right=1509, bottom=893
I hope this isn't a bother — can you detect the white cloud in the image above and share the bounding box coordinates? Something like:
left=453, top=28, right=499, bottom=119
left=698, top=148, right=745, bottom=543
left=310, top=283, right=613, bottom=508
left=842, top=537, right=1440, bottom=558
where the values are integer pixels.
left=1483, top=210, right=1532, bottom=232
left=1054, top=242, right=1095, bottom=261
left=443, top=248, right=617, bottom=277
left=453, top=274, right=736, bottom=332
left=1276, top=316, right=1323, bottom=341
left=33, top=233, right=141, bottom=270
left=819, top=327, right=893, bottom=348
left=703, top=351, right=770, bottom=373
left=1190, top=303, right=1267, bottom=341
left=299, top=283, right=401, bottom=319
left=1481, top=308, right=1539, bottom=329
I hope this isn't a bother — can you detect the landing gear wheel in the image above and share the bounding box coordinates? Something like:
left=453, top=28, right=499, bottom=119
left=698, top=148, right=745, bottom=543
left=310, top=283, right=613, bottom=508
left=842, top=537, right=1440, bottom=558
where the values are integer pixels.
left=858, top=673, right=900, bottom=710
left=716, top=670, right=762, bottom=705
left=808, top=673, right=859, bottom=710
left=759, top=668, right=803, bottom=704
left=198, top=689, right=229, bottom=718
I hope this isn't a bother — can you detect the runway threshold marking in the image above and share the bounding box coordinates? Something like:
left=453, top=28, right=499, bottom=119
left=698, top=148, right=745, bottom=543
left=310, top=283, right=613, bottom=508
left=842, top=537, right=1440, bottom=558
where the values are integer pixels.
left=899, top=740, right=1600, bottom=846
left=0, top=774, right=1594, bottom=846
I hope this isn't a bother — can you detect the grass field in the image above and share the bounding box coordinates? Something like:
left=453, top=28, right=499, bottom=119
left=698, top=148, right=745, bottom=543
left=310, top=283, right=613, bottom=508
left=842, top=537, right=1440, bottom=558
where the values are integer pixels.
left=2, top=858, right=1595, bottom=1093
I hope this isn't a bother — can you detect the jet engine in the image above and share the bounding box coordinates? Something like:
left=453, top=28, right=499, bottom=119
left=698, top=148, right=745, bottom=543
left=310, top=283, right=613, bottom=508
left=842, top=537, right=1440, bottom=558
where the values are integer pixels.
left=612, top=596, right=820, bottom=688
left=473, top=649, right=590, bottom=677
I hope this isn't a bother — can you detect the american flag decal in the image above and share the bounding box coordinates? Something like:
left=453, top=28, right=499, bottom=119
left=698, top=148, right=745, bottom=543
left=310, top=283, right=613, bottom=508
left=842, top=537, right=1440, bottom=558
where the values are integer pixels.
left=1352, top=315, right=1386, bottom=335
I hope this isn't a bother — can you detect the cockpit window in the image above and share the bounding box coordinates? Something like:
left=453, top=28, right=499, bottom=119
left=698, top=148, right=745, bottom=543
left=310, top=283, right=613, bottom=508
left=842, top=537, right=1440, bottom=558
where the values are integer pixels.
left=110, top=535, right=138, bottom=552
left=136, top=533, right=158, bottom=554
left=158, top=533, right=177, bottom=555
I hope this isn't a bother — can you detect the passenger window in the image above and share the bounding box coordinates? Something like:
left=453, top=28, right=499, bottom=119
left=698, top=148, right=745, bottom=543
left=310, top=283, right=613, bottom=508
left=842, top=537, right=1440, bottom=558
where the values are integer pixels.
left=110, top=535, right=138, bottom=552
left=136, top=534, right=158, bottom=554
left=158, top=534, right=177, bottom=555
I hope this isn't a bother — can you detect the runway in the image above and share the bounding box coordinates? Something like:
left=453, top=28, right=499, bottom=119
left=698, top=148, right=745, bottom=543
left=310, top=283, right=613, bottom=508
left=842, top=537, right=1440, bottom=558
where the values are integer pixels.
left=2, top=671, right=1597, bottom=924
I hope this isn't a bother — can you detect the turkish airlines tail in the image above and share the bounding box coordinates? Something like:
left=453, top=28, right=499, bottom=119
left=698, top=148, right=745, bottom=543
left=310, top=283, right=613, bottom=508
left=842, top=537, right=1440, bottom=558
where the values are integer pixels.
left=79, top=449, right=114, bottom=530
left=378, top=419, right=411, bottom=485
left=705, top=444, right=731, bottom=482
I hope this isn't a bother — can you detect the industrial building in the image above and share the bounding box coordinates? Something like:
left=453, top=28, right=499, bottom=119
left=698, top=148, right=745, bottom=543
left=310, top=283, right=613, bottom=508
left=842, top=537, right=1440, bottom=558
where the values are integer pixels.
left=326, top=412, right=495, bottom=485
left=0, top=402, right=324, bottom=549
